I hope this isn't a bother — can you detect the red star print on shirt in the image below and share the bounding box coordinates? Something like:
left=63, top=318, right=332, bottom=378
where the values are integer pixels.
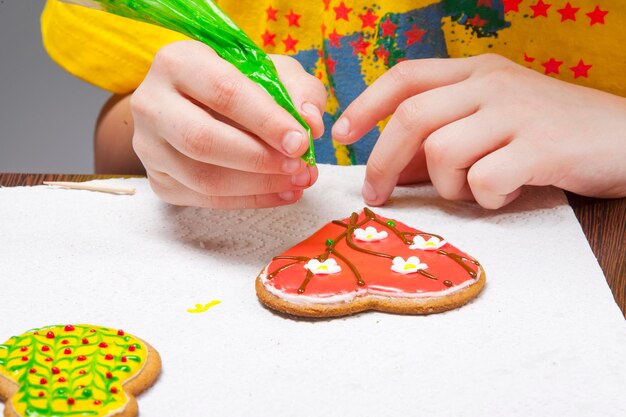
left=404, top=25, right=426, bottom=46
left=285, top=9, right=301, bottom=27
left=375, top=45, right=390, bottom=65
left=468, top=14, right=487, bottom=27
left=261, top=30, right=276, bottom=47
left=523, top=53, right=535, bottom=63
left=350, top=36, right=370, bottom=55
left=359, top=9, right=378, bottom=29
left=334, top=2, right=352, bottom=21
left=266, top=6, right=278, bottom=22
left=503, top=0, right=523, bottom=13
left=329, top=29, right=342, bottom=48
left=380, top=17, right=397, bottom=37
left=570, top=60, right=592, bottom=78
left=530, top=0, right=551, bottom=18
left=326, top=54, right=337, bottom=74
left=282, top=35, right=298, bottom=53
left=323, top=0, right=331, bottom=12
left=557, top=2, right=579, bottom=22
left=541, top=58, right=563, bottom=75
left=586, top=6, right=608, bottom=26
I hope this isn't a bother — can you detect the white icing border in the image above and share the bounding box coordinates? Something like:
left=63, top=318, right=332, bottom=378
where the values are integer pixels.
left=260, top=264, right=482, bottom=306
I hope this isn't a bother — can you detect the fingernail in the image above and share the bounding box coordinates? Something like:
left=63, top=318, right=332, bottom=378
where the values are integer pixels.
left=333, top=117, right=350, bottom=137
left=362, top=180, right=377, bottom=203
left=292, top=168, right=311, bottom=187
left=302, top=102, right=320, bottom=118
left=278, top=191, right=295, bottom=201
left=282, top=131, right=305, bottom=155
left=282, top=158, right=302, bottom=174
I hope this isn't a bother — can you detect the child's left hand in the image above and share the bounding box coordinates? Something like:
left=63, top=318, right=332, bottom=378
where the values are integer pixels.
left=332, top=54, right=626, bottom=209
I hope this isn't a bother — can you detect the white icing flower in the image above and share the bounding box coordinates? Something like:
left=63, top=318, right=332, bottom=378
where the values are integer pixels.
left=304, top=258, right=342, bottom=275
left=409, top=235, right=447, bottom=250
left=353, top=226, right=388, bottom=242
left=391, top=256, right=428, bottom=274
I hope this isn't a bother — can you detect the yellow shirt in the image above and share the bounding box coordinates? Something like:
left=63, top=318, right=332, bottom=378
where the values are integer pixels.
left=41, top=0, right=626, bottom=164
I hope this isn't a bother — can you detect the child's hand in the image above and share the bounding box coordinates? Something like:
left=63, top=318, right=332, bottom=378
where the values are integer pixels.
left=332, top=54, right=626, bottom=209
left=131, top=40, right=326, bottom=209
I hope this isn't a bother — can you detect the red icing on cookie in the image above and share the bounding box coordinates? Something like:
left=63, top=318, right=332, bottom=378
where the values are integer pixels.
left=263, top=209, right=480, bottom=299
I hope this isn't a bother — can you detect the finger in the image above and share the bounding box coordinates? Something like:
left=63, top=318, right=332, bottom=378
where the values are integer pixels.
left=332, top=58, right=474, bottom=144
left=467, top=140, right=539, bottom=209
left=425, top=110, right=514, bottom=201
left=153, top=142, right=316, bottom=197
left=146, top=92, right=306, bottom=175
left=147, top=170, right=303, bottom=209
left=397, top=145, right=429, bottom=185
left=271, top=55, right=327, bottom=139
left=155, top=41, right=310, bottom=158
left=363, top=82, right=480, bottom=206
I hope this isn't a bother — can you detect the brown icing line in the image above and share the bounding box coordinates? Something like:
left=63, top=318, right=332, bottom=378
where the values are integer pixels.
left=437, top=250, right=480, bottom=278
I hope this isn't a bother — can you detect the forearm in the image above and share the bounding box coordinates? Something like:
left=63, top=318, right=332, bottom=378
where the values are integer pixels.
left=94, top=93, right=145, bottom=174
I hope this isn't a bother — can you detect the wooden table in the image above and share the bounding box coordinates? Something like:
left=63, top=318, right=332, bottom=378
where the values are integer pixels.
left=2, top=173, right=625, bottom=317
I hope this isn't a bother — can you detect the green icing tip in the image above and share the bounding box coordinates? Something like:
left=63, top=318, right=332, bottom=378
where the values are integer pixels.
left=386, top=220, right=395, bottom=227
left=325, top=239, right=334, bottom=246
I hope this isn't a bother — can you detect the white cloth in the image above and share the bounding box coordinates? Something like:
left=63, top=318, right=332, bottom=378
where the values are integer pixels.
left=0, top=165, right=624, bottom=416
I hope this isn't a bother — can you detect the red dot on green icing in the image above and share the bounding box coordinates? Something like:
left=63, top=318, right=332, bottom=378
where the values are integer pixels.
left=64, top=325, right=75, bottom=332
left=110, top=387, right=118, bottom=394
left=117, top=330, right=124, bottom=336
left=79, top=370, right=86, bottom=375
left=106, top=372, right=112, bottom=379
left=90, top=329, right=96, bottom=333
left=64, top=348, right=72, bottom=355
left=94, top=400, right=101, bottom=405
left=99, top=342, right=108, bottom=348
left=121, top=356, right=127, bottom=363
left=51, top=367, right=60, bottom=375
left=105, top=354, right=113, bottom=360
left=29, top=368, right=37, bottom=374
left=82, top=338, right=89, bottom=345
left=58, top=377, right=66, bottom=383
left=38, top=392, right=45, bottom=397
left=33, top=332, right=39, bottom=335
left=46, top=331, right=55, bottom=339
left=77, top=355, right=87, bottom=361
left=20, top=346, right=28, bottom=352
left=62, top=340, right=69, bottom=345
left=41, top=346, right=50, bottom=352
left=68, top=398, right=75, bottom=405
left=21, top=356, right=28, bottom=362
left=40, top=378, right=47, bottom=385
left=129, top=345, right=136, bottom=352
left=45, top=358, right=52, bottom=362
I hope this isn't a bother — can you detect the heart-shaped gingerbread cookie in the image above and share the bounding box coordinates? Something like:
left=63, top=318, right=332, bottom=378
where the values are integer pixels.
left=256, top=208, right=485, bottom=317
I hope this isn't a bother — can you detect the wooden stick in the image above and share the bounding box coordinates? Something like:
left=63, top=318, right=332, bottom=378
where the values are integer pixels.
left=43, top=181, right=136, bottom=196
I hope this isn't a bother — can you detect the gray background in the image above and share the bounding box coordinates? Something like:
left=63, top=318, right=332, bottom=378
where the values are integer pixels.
left=0, top=0, right=109, bottom=173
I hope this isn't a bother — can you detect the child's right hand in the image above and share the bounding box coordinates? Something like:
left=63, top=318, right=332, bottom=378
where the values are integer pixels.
left=131, top=41, right=326, bottom=209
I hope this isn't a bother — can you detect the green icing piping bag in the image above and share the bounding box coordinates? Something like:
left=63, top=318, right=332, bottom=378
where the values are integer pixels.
left=61, top=0, right=316, bottom=165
